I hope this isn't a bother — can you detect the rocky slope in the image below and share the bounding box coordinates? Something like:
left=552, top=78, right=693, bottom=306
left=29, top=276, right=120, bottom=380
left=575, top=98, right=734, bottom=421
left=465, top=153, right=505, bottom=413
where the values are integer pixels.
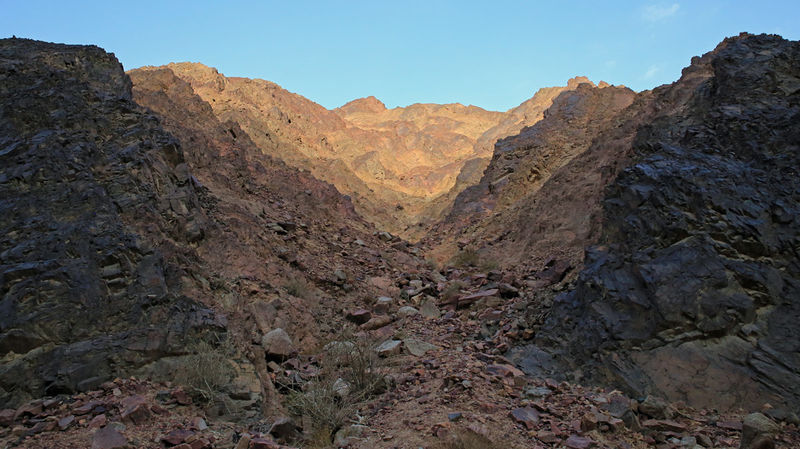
left=426, top=80, right=636, bottom=267
left=3, top=33, right=800, bottom=449
left=128, top=63, right=588, bottom=238
left=432, top=33, right=800, bottom=419
left=0, top=37, right=427, bottom=440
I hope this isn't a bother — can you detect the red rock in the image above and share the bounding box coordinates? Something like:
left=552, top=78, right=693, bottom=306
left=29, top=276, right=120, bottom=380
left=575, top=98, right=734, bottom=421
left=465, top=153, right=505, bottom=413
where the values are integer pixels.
left=74, top=400, right=102, bottom=415
left=28, top=420, right=56, bottom=434
left=88, top=414, right=107, bottom=429
left=120, top=395, right=150, bottom=425
left=486, top=363, right=524, bottom=377
left=641, top=419, right=687, bottom=432
left=456, top=289, right=499, bottom=308
left=162, top=429, right=195, bottom=445
left=580, top=413, right=597, bottom=431
left=14, top=400, right=43, bottom=420
left=151, top=404, right=169, bottom=415
left=190, top=417, right=208, bottom=430
left=173, top=445, right=192, bottom=449
left=346, top=308, right=372, bottom=324
left=361, top=315, right=393, bottom=330
left=235, top=435, right=251, bottom=449
left=537, top=430, right=560, bottom=444
left=0, top=408, right=15, bottom=427
left=565, top=434, right=595, bottom=448
left=91, top=426, right=128, bottom=449
left=597, top=414, right=624, bottom=431
left=510, top=407, right=541, bottom=429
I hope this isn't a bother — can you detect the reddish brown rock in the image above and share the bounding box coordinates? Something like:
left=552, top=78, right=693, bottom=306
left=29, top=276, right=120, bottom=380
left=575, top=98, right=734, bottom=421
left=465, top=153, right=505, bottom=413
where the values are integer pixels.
left=171, top=388, right=193, bottom=405
left=162, top=429, right=195, bottom=445
left=14, top=400, right=43, bottom=420
left=486, top=364, right=524, bottom=378
left=510, top=407, right=541, bottom=429
left=346, top=309, right=372, bottom=325
left=91, top=426, right=128, bottom=449
left=641, top=419, right=687, bottom=432
left=454, top=289, right=499, bottom=308
left=120, top=395, right=150, bottom=425
left=361, top=315, right=393, bottom=330
left=89, top=414, right=108, bottom=429
left=0, top=408, right=14, bottom=427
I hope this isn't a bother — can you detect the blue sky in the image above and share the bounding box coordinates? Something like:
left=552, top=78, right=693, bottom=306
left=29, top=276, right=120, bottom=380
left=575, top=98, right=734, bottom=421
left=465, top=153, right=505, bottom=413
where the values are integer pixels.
left=2, top=1, right=798, bottom=111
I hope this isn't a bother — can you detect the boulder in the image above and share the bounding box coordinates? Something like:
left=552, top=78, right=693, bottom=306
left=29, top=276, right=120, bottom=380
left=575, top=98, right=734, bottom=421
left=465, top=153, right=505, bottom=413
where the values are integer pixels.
left=261, top=328, right=296, bottom=360
left=740, top=413, right=778, bottom=449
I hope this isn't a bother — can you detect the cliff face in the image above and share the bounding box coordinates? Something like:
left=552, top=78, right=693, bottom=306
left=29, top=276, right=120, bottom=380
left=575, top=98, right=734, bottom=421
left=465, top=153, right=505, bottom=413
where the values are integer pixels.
left=128, top=63, right=587, bottom=238
left=461, top=33, right=800, bottom=412
left=0, top=39, right=223, bottom=406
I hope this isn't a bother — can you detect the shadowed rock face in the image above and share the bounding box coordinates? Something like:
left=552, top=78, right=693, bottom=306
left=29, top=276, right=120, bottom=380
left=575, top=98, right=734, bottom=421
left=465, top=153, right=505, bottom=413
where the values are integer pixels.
left=514, top=33, right=800, bottom=411
left=0, top=39, right=225, bottom=405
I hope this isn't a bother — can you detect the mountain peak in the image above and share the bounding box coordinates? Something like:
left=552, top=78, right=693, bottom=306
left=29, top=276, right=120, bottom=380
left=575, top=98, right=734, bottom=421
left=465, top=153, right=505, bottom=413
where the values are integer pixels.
left=336, top=95, right=387, bottom=114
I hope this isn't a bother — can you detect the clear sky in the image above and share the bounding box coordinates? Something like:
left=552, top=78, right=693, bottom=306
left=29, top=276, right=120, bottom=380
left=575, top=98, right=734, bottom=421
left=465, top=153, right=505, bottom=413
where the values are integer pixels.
left=2, top=1, right=798, bottom=111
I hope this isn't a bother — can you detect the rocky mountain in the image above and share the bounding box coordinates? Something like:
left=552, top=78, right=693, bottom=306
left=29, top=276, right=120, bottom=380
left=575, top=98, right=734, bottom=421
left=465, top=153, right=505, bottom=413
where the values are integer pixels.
left=2, top=32, right=800, bottom=449
left=128, top=63, right=588, bottom=239
left=0, top=37, right=425, bottom=429
left=433, top=33, right=800, bottom=417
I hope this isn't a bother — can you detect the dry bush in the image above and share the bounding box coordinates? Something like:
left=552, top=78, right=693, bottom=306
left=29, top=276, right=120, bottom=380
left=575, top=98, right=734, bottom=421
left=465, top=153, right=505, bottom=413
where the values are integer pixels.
left=451, top=248, right=480, bottom=267
left=433, top=428, right=497, bottom=449
left=451, top=248, right=499, bottom=271
left=282, top=332, right=385, bottom=446
left=174, top=339, right=235, bottom=402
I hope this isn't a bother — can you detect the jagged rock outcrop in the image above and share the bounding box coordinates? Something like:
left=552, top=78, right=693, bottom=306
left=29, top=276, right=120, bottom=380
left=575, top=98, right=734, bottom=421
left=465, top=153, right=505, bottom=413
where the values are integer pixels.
left=511, top=33, right=800, bottom=412
left=0, top=39, right=224, bottom=406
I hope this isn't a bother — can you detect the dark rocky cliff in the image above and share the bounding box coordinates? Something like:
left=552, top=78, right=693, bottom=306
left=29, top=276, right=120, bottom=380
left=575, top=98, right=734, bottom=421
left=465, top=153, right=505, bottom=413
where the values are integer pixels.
left=515, top=33, right=800, bottom=413
left=0, top=39, right=224, bottom=406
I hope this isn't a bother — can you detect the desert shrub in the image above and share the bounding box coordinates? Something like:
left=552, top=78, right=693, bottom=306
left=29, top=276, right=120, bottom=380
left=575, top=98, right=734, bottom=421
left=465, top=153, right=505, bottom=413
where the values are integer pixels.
left=282, top=332, right=385, bottom=446
left=175, top=339, right=235, bottom=402
left=451, top=248, right=480, bottom=267
left=285, top=275, right=313, bottom=298
left=451, top=248, right=499, bottom=271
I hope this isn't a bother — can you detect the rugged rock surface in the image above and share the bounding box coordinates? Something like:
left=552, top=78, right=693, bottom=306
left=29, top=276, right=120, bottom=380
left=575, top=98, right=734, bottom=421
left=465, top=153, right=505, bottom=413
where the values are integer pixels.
left=4, top=32, right=800, bottom=449
left=0, top=38, right=424, bottom=419
left=427, top=79, right=636, bottom=267
left=0, top=38, right=225, bottom=407
left=513, top=34, right=800, bottom=412
left=129, top=63, right=587, bottom=238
